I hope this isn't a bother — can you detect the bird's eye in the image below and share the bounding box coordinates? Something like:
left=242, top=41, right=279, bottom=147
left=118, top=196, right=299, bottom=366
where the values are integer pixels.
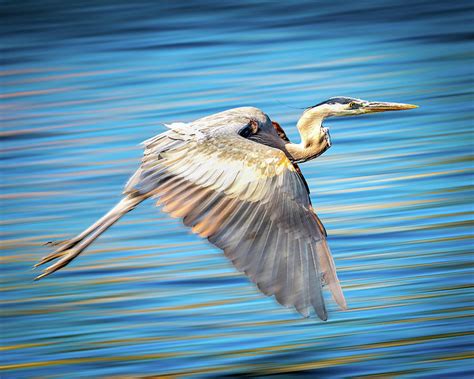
left=349, top=102, right=358, bottom=109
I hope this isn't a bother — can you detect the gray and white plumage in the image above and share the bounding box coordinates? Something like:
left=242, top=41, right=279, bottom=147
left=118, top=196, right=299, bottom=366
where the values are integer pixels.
left=35, top=98, right=417, bottom=320
left=131, top=107, right=343, bottom=320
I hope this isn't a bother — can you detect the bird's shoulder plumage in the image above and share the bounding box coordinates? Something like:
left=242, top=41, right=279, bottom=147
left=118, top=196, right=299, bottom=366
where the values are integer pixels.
left=125, top=107, right=346, bottom=319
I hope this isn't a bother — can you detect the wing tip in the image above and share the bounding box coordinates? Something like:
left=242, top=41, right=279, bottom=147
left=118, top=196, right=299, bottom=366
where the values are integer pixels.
left=338, top=300, right=349, bottom=311
left=318, top=313, right=328, bottom=322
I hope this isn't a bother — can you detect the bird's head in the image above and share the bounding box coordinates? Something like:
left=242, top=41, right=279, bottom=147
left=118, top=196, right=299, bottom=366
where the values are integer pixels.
left=307, top=96, right=418, bottom=118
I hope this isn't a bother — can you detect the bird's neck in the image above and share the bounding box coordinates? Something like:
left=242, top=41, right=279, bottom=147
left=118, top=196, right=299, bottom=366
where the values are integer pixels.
left=285, top=108, right=328, bottom=163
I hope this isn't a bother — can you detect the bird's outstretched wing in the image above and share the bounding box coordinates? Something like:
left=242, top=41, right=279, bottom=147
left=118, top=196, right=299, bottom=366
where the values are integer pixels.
left=129, top=111, right=346, bottom=320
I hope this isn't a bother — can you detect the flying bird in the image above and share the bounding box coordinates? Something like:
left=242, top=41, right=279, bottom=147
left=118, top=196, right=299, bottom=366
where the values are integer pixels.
left=35, top=97, right=417, bottom=320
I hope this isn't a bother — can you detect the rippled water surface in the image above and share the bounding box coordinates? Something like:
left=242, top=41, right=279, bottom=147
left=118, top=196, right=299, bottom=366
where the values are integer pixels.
left=1, top=1, right=473, bottom=377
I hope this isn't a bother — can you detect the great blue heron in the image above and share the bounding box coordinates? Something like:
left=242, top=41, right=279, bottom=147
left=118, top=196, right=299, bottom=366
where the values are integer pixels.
left=34, top=97, right=417, bottom=320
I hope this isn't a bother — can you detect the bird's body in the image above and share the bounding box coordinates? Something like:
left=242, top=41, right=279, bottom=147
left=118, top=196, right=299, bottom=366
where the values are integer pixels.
left=35, top=97, right=417, bottom=320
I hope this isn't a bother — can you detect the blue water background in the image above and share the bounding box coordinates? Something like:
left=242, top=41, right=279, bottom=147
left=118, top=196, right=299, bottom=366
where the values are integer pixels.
left=1, top=0, right=473, bottom=377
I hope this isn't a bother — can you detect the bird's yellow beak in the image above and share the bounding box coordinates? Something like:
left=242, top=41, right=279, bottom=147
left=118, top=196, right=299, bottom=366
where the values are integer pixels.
left=364, top=101, right=419, bottom=113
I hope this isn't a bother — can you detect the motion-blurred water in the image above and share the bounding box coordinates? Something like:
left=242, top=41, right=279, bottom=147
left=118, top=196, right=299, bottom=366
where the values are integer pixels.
left=1, top=1, right=473, bottom=377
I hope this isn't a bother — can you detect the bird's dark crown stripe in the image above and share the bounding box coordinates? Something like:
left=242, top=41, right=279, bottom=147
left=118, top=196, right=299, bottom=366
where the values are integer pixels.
left=307, top=97, right=357, bottom=109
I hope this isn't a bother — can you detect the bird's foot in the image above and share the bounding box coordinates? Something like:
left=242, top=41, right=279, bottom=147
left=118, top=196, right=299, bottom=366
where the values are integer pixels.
left=44, top=240, right=66, bottom=247
left=34, top=238, right=80, bottom=272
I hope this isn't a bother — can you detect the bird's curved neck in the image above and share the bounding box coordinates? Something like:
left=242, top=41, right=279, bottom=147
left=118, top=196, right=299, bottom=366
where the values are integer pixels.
left=285, top=108, right=328, bottom=163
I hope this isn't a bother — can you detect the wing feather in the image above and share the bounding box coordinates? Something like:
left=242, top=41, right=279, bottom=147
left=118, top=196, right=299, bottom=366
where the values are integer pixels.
left=128, top=113, right=345, bottom=319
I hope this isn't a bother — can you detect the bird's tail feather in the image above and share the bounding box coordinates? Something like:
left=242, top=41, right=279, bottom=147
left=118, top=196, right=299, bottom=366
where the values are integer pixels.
left=34, top=194, right=145, bottom=280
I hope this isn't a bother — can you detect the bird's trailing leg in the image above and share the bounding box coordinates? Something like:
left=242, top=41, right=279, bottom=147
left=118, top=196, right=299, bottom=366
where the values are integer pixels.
left=36, top=203, right=128, bottom=267
left=34, top=194, right=146, bottom=280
